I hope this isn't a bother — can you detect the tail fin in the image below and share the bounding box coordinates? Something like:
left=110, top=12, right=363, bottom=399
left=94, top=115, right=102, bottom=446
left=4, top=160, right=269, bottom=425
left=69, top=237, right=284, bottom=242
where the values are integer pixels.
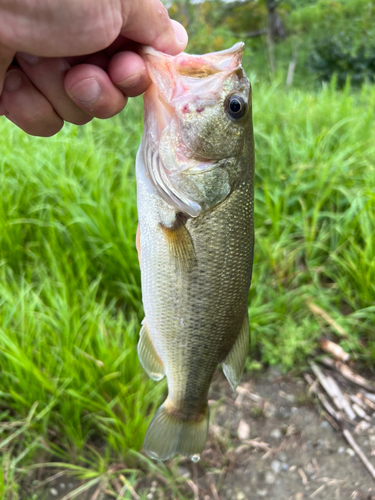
left=144, top=400, right=209, bottom=461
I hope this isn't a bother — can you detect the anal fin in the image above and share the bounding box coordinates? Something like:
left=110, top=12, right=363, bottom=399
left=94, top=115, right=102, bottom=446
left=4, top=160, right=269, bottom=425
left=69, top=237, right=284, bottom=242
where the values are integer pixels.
left=222, top=313, right=249, bottom=391
left=137, top=319, right=165, bottom=381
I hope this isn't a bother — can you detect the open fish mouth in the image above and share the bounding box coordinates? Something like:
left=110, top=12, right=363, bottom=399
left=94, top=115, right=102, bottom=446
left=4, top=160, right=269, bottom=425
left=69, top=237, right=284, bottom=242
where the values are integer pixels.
left=139, top=43, right=249, bottom=217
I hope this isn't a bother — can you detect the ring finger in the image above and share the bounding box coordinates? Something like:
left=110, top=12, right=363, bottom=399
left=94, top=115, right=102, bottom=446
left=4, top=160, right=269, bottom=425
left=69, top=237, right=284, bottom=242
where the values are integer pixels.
left=1, top=67, right=63, bottom=137
left=16, top=53, right=92, bottom=125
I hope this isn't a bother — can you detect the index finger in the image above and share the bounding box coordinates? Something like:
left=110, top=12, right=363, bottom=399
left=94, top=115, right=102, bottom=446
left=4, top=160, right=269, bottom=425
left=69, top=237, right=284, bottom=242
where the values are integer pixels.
left=122, top=0, right=188, bottom=56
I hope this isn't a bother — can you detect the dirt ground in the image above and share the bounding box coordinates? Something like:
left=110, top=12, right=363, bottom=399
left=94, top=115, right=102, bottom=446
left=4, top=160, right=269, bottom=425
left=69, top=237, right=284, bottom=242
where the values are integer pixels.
left=40, top=367, right=375, bottom=500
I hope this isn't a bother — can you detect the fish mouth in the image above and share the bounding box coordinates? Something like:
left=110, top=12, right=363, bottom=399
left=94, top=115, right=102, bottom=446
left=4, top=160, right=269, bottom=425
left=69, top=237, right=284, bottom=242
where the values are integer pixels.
left=141, top=42, right=245, bottom=105
left=141, top=42, right=245, bottom=152
left=140, top=44, right=246, bottom=217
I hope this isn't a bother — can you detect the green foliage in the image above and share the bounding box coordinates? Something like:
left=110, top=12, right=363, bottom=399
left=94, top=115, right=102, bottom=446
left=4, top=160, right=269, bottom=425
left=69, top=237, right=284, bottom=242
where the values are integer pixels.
left=248, top=78, right=375, bottom=369
left=2, top=58, right=375, bottom=495
left=309, top=33, right=375, bottom=87
left=167, top=0, right=375, bottom=88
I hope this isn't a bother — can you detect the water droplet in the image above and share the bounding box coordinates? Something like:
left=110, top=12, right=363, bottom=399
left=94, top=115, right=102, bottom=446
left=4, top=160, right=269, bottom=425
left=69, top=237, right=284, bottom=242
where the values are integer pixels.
left=191, top=454, right=200, bottom=463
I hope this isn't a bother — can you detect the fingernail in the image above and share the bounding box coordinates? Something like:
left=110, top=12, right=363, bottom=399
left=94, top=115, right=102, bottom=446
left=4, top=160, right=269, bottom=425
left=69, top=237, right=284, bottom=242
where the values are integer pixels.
left=4, top=71, right=22, bottom=92
left=171, top=20, right=188, bottom=46
left=18, top=52, right=40, bottom=65
left=118, top=72, right=143, bottom=90
left=69, top=78, right=101, bottom=104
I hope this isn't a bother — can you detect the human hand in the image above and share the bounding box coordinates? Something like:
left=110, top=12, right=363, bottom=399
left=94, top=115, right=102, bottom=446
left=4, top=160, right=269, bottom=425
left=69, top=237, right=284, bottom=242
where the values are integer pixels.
left=0, top=0, right=188, bottom=136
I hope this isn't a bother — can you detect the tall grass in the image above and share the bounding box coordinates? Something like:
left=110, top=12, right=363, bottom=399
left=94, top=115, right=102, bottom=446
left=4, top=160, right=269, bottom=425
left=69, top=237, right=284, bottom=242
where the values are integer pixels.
left=0, top=77, right=375, bottom=496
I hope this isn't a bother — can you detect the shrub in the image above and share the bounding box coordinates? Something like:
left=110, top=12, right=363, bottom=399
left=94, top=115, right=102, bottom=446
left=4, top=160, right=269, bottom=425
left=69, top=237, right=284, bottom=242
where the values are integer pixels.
left=309, top=32, right=375, bottom=87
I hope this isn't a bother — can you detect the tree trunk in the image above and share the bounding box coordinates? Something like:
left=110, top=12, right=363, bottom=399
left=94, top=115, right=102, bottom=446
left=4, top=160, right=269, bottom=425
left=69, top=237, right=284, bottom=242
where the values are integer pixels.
left=265, top=0, right=287, bottom=41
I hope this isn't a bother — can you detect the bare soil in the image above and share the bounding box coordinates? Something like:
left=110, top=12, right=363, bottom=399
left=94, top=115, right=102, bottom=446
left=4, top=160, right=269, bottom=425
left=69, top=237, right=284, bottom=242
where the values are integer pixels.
left=39, top=367, right=375, bottom=500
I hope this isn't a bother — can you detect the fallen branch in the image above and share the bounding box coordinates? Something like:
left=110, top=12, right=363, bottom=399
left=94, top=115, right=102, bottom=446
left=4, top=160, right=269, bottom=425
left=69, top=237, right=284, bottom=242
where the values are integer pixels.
left=304, top=373, right=342, bottom=426
left=343, top=429, right=375, bottom=481
left=310, top=362, right=356, bottom=421
left=325, top=374, right=356, bottom=421
left=319, top=338, right=350, bottom=362
left=319, top=358, right=375, bottom=392
left=349, top=394, right=368, bottom=410
left=352, top=403, right=371, bottom=422
left=362, top=391, right=375, bottom=403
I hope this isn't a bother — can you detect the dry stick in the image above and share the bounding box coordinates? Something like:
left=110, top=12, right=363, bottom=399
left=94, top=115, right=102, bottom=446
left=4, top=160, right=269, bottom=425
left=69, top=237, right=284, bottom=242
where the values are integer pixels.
left=186, top=480, right=199, bottom=500
left=91, top=481, right=106, bottom=500
left=319, top=358, right=375, bottom=392
left=244, top=439, right=270, bottom=451
left=310, top=484, right=326, bottom=499
left=322, top=410, right=341, bottom=432
left=307, top=302, right=348, bottom=337
left=30, top=470, right=66, bottom=491
left=362, top=391, right=375, bottom=403
left=304, top=374, right=342, bottom=428
left=119, top=475, right=140, bottom=500
left=350, top=394, right=368, bottom=410
left=325, top=374, right=356, bottom=420
left=319, top=338, right=350, bottom=363
left=298, top=468, right=308, bottom=485
left=206, top=474, right=220, bottom=500
left=342, top=429, right=375, bottom=481
left=305, top=374, right=375, bottom=479
left=310, top=362, right=356, bottom=421
left=352, top=403, right=371, bottom=422
left=363, top=396, right=375, bottom=411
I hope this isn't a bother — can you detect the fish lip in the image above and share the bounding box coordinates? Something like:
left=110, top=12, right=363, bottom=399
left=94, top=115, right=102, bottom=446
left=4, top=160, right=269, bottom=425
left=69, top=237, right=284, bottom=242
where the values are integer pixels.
left=140, top=42, right=246, bottom=103
left=140, top=42, right=245, bottom=63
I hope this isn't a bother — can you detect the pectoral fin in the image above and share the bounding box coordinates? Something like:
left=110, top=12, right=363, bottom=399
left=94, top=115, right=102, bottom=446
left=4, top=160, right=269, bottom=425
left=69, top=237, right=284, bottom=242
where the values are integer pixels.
left=222, top=313, right=249, bottom=391
left=137, top=319, right=165, bottom=381
left=160, top=213, right=196, bottom=272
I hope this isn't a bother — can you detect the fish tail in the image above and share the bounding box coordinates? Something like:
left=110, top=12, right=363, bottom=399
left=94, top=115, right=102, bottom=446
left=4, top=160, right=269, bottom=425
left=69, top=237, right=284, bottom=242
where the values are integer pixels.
left=143, top=399, right=209, bottom=461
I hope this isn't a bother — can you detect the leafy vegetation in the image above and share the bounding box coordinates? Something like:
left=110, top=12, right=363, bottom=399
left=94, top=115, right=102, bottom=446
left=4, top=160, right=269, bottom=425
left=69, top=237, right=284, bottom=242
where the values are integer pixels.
left=169, top=0, right=375, bottom=87
left=2, top=77, right=375, bottom=496
left=309, top=34, right=375, bottom=87
left=1, top=0, right=375, bottom=497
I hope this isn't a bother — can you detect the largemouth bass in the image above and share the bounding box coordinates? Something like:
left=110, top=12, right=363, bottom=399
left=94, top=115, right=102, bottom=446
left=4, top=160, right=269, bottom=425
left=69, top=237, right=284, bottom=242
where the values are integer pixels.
left=136, top=42, right=254, bottom=461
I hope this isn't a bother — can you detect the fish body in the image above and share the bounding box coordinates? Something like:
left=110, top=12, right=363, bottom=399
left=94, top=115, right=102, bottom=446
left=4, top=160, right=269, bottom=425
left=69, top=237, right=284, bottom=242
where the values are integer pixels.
left=136, top=43, right=254, bottom=460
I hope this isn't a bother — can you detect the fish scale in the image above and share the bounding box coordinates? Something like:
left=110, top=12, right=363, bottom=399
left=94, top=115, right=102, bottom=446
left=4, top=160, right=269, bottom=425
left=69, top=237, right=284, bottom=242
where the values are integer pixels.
left=136, top=43, right=254, bottom=460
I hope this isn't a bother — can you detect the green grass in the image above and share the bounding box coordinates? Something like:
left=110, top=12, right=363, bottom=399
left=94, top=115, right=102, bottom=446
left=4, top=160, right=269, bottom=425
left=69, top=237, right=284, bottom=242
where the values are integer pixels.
left=1, top=76, right=375, bottom=497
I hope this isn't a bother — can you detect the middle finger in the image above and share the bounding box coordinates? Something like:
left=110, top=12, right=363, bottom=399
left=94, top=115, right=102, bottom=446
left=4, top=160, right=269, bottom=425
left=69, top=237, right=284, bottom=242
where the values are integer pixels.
left=16, top=53, right=92, bottom=125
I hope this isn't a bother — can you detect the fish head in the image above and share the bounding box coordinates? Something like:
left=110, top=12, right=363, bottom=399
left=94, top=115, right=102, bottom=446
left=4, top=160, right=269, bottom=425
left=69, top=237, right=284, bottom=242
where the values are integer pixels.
left=141, top=43, right=253, bottom=217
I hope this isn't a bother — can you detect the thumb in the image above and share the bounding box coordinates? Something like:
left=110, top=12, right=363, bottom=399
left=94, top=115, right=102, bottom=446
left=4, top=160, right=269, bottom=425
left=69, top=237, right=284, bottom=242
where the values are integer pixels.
left=0, top=46, right=15, bottom=94
left=121, top=0, right=188, bottom=55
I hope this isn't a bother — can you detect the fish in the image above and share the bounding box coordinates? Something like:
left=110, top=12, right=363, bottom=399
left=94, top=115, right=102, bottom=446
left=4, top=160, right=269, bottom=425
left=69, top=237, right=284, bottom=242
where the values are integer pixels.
left=136, top=42, right=254, bottom=461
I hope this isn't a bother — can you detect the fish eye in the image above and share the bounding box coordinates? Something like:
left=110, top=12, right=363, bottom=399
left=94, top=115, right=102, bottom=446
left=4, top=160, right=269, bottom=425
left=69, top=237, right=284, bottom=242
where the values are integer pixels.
left=225, top=94, right=246, bottom=120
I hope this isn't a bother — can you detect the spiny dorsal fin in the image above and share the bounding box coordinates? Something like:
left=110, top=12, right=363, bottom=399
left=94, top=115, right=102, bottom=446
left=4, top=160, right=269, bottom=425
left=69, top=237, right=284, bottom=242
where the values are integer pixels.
left=160, top=213, right=196, bottom=272
left=137, top=319, right=165, bottom=381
